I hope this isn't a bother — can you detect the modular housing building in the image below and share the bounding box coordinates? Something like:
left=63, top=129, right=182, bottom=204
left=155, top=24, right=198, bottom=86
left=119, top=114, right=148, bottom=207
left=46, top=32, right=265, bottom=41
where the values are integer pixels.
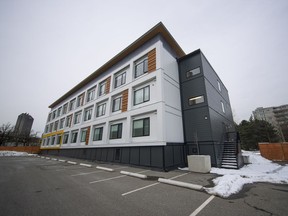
left=41, top=22, right=239, bottom=170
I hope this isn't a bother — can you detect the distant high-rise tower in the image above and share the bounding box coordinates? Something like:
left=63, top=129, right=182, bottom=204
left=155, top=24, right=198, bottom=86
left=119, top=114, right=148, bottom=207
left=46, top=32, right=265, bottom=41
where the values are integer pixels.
left=14, top=113, right=34, bottom=136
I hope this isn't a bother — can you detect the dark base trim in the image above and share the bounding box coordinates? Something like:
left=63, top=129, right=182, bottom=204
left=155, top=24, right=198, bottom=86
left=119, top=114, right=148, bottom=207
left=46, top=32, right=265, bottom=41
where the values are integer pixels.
left=41, top=144, right=186, bottom=171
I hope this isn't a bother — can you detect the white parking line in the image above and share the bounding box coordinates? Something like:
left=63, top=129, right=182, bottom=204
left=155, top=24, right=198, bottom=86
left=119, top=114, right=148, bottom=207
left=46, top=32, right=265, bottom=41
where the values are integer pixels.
left=189, top=195, right=215, bottom=216
left=89, top=170, right=149, bottom=184
left=71, top=166, right=128, bottom=177
left=122, top=172, right=188, bottom=196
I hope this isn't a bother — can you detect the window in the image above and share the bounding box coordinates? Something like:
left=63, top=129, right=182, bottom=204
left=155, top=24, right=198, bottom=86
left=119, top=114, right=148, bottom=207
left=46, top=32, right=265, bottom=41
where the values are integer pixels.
left=42, top=139, right=46, bottom=146
left=54, top=121, right=59, bottom=131
left=74, top=111, right=82, bottom=124
left=134, top=56, right=148, bottom=78
left=51, top=136, right=55, bottom=145
left=63, top=133, right=69, bottom=144
left=49, top=123, right=53, bottom=132
left=69, top=99, right=76, bottom=111
left=110, top=123, right=122, bottom=139
left=112, top=96, right=122, bottom=112
left=52, top=110, right=56, bottom=119
left=65, top=115, right=72, bottom=127
left=96, top=103, right=106, bottom=117
left=189, top=95, right=204, bottom=105
left=63, top=103, right=68, bottom=114
left=47, top=137, right=50, bottom=145
left=45, top=125, right=49, bottom=133
left=93, top=127, right=103, bottom=141
left=84, top=106, right=93, bottom=121
left=71, top=130, right=78, bottom=143
left=217, top=80, right=221, bottom=92
left=87, top=86, right=96, bottom=102
left=57, top=107, right=62, bottom=117
left=47, top=113, right=51, bottom=122
left=221, top=101, right=225, bottom=113
left=59, top=118, right=65, bottom=129
left=134, top=86, right=150, bottom=105
left=80, top=129, right=87, bottom=142
left=132, top=118, right=150, bottom=137
left=77, top=94, right=84, bottom=107
left=186, top=67, right=200, bottom=78
left=56, top=135, right=61, bottom=145
left=114, top=71, right=126, bottom=88
left=99, top=81, right=106, bottom=96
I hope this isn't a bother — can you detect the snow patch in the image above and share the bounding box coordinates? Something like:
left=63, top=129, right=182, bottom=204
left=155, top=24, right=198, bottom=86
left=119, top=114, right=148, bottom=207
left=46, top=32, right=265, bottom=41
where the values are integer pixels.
left=206, top=151, right=288, bottom=198
left=0, top=151, right=29, bottom=157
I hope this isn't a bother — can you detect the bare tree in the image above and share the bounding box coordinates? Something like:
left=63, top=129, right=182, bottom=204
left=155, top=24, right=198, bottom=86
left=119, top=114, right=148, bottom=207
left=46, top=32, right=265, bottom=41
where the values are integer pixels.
left=0, top=123, right=14, bottom=146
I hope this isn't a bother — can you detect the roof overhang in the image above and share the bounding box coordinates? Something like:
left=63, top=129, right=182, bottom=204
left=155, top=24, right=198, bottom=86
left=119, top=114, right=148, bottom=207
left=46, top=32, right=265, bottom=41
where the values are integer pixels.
left=49, top=22, right=185, bottom=108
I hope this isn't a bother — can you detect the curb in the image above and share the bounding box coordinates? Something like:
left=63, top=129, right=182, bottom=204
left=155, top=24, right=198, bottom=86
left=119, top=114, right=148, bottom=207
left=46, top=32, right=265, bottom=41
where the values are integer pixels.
left=96, top=166, right=114, bottom=172
left=67, top=161, right=77, bottom=165
left=120, top=171, right=147, bottom=179
left=51, top=158, right=58, bottom=161
left=45, top=157, right=51, bottom=160
left=80, top=163, right=92, bottom=168
left=58, top=159, right=66, bottom=162
left=158, top=178, right=203, bottom=191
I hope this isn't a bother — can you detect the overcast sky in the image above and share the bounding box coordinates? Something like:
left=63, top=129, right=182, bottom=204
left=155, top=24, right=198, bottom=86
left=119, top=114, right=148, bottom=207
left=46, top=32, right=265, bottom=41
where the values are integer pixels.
left=0, top=0, right=287, bottom=135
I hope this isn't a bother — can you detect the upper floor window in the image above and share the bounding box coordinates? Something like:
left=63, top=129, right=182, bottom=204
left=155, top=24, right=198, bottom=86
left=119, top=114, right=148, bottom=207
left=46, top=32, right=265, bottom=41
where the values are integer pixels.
left=63, top=103, right=68, bottom=114
left=56, top=135, right=61, bottom=145
left=77, top=94, right=84, bottom=107
left=96, top=102, right=106, bottom=117
left=47, top=113, right=51, bottom=122
left=49, top=123, right=53, bottom=132
left=99, top=81, right=106, bottom=97
left=57, top=107, right=62, bottom=117
left=51, top=136, right=55, bottom=145
left=59, top=118, right=65, bottom=129
left=87, top=86, right=96, bottom=102
left=45, top=125, right=49, bottom=133
left=189, top=95, right=204, bottom=106
left=217, top=80, right=221, bottom=92
left=52, top=110, right=56, bottom=119
left=110, top=123, right=122, bottom=139
left=74, top=111, right=82, bottom=125
left=134, top=86, right=150, bottom=105
left=186, top=67, right=200, bottom=78
left=112, top=96, right=122, bottom=112
left=221, top=101, right=225, bottom=113
left=132, top=118, right=150, bottom=137
left=54, top=121, right=59, bottom=131
left=65, top=115, right=72, bottom=127
left=134, top=56, right=148, bottom=78
left=84, top=106, right=93, bottom=121
left=114, top=71, right=126, bottom=89
left=69, top=99, right=76, bottom=111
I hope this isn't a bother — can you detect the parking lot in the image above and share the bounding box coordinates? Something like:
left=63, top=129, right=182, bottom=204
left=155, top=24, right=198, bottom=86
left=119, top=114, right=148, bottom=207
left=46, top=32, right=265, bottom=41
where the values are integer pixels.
left=0, top=156, right=287, bottom=216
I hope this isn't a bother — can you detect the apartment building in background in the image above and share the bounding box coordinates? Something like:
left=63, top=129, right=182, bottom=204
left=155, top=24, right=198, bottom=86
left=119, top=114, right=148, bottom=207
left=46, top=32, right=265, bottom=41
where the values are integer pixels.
left=253, top=104, right=288, bottom=142
left=41, top=22, right=238, bottom=169
left=14, top=113, right=34, bottom=136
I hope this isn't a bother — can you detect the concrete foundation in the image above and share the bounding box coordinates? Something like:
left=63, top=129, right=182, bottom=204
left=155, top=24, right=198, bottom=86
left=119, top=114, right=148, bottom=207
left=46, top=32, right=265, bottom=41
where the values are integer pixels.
left=187, top=155, right=211, bottom=173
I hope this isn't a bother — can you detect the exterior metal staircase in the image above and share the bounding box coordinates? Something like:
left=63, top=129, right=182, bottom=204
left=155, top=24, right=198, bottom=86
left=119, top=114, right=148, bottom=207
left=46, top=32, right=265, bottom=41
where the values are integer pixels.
left=221, top=141, right=238, bottom=169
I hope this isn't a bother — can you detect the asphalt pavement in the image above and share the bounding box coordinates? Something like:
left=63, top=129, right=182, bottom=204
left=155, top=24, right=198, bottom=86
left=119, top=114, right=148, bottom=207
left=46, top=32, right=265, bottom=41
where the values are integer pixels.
left=0, top=155, right=287, bottom=216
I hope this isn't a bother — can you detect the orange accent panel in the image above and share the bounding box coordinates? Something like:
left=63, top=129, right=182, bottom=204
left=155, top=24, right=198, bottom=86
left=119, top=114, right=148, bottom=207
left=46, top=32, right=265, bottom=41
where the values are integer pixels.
left=105, top=76, right=111, bottom=94
left=122, top=89, right=129, bottom=112
left=85, top=126, right=91, bottom=145
left=148, top=48, right=156, bottom=73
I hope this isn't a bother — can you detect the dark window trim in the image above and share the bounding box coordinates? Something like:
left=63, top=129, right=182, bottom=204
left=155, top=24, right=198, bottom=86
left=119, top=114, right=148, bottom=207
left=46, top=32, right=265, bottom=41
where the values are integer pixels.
left=109, top=123, right=123, bottom=139
left=112, top=96, right=122, bottom=112
left=114, top=71, right=126, bottom=89
left=134, top=85, right=150, bottom=105
left=134, top=57, right=148, bottom=78
left=132, top=118, right=150, bottom=137
left=93, top=127, right=103, bottom=141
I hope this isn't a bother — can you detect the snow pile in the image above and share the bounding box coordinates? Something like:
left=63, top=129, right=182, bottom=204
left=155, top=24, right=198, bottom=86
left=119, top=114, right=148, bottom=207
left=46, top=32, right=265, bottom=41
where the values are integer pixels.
left=0, top=151, right=29, bottom=157
left=205, top=151, right=288, bottom=198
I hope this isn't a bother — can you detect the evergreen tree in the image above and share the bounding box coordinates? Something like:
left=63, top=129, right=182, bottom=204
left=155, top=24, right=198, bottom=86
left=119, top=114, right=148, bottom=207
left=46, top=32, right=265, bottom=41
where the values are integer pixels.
left=236, top=117, right=280, bottom=150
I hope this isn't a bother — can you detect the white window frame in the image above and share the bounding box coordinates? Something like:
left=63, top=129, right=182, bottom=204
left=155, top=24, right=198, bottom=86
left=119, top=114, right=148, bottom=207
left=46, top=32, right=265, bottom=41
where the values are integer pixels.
left=84, top=106, right=93, bottom=121
left=189, top=95, right=204, bottom=106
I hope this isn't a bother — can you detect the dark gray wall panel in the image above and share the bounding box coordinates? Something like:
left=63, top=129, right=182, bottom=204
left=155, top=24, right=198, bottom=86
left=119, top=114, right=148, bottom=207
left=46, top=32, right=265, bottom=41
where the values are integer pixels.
left=107, top=149, right=114, bottom=162
left=101, top=149, right=107, bottom=161
left=130, top=147, right=140, bottom=165
left=164, top=146, right=174, bottom=167
left=151, top=147, right=163, bottom=168
left=139, top=147, right=151, bottom=166
left=121, top=148, right=130, bottom=164
left=96, top=149, right=102, bottom=160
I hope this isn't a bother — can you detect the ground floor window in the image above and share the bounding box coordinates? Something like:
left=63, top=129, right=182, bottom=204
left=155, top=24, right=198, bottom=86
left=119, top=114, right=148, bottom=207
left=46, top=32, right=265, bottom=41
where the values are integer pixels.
left=93, top=127, right=103, bottom=141
left=56, top=135, right=61, bottom=144
left=132, top=118, right=150, bottom=137
left=63, top=133, right=69, bottom=144
left=71, top=130, right=78, bottom=143
left=80, top=129, right=87, bottom=142
left=110, top=123, right=122, bottom=139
